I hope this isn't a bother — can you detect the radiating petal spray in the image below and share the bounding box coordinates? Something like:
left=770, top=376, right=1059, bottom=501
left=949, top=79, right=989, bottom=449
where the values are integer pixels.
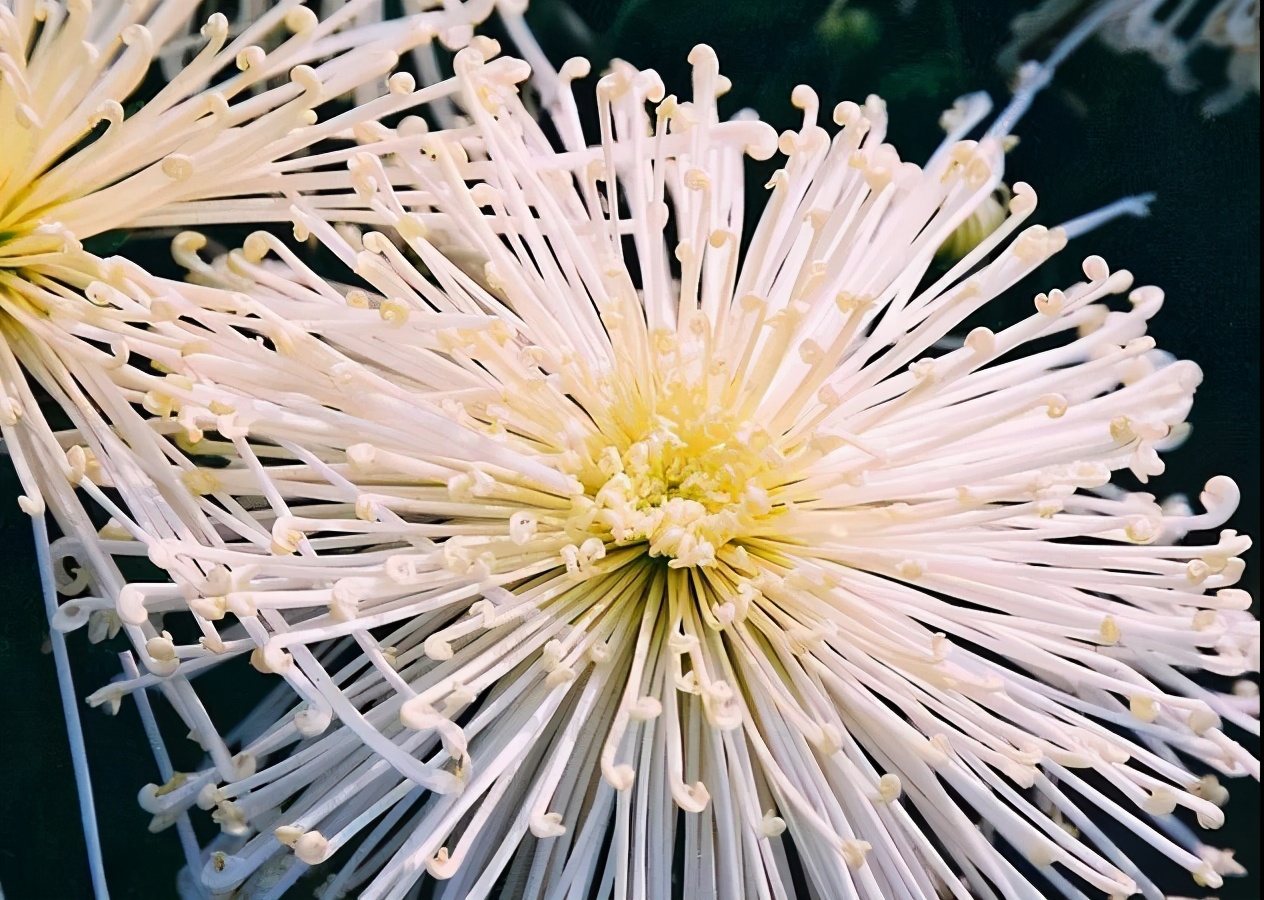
left=0, top=0, right=512, bottom=468
left=1, top=0, right=514, bottom=554
left=0, top=1, right=518, bottom=895
left=22, top=27, right=1258, bottom=898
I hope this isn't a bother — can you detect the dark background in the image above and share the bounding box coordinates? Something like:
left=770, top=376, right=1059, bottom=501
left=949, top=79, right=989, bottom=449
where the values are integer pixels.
left=1, top=1, right=1258, bottom=897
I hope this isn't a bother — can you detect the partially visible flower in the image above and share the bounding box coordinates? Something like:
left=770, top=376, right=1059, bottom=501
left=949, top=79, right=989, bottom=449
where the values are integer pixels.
left=1002, top=0, right=1260, bottom=115
left=2, top=0, right=509, bottom=513
left=0, top=0, right=515, bottom=891
left=33, top=35, right=1260, bottom=898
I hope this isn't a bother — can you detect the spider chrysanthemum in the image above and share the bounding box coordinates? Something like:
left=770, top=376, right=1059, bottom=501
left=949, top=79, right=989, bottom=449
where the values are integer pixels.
left=1, top=0, right=505, bottom=501
left=0, top=0, right=486, bottom=267
left=0, top=0, right=506, bottom=683
left=24, top=40, right=1258, bottom=900
left=0, top=0, right=513, bottom=487
left=0, top=0, right=516, bottom=892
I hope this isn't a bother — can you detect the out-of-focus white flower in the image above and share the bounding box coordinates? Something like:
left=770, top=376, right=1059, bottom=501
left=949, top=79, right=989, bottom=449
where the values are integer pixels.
left=31, top=34, right=1259, bottom=898
left=1003, top=0, right=1260, bottom=115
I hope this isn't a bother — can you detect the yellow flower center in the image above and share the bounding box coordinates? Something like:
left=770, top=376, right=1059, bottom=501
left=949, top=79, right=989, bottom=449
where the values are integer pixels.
left=581, top=408, right=778, bottom=569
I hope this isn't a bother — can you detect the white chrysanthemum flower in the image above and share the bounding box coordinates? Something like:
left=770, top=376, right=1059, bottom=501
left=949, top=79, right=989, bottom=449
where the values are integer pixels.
left=1003, top=0, right=1260, bottom=116
left=0, top=0, right=511, bottom=411
left=0, top=0, right=503, bottom=306
left=26, top=36, right=1257, bottom=898
left=0, top=0, right=504, bottom=696
left=2, top=0, right=537, bottom=527
left=0, top=0, right=513, bottom=891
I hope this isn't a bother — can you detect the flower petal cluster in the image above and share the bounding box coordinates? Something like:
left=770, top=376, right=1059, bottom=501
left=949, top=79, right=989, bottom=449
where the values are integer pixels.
left=2, top=0, right=511, bottom=512
left=21, top=33, right=1258, bottom=899
left=0, top=0, right=504, bottom=259
left=1003, top=0, right=1260, bottom=116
